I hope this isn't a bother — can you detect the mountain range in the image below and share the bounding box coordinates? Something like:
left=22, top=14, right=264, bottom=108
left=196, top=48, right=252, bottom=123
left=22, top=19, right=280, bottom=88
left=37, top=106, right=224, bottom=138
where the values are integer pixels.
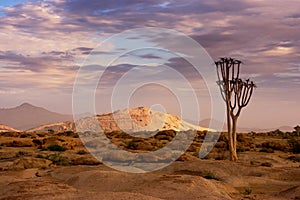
left=0, top=103, right=72, bottom=131
left=0, top=103, right=294, bottom=133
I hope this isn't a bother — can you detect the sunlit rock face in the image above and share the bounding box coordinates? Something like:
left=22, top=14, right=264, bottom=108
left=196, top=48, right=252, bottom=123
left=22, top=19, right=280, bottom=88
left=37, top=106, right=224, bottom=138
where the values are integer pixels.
left=28, top=107, right=210, bottom=133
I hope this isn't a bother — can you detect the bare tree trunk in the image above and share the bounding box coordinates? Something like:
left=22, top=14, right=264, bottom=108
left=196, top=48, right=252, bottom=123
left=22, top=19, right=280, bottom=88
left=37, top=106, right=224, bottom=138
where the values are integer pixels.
left=231, top=117, right=238, bottom=161
left=226, top=101, right=235, bottom=161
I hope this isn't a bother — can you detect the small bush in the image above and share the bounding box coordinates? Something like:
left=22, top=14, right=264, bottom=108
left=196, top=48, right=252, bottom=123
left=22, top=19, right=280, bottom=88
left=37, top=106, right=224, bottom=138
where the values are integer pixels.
left=261, top=162, right=272, bottom=167
left=36, top=154, right=45, bottom=159
left=37, top=133, right=46, bottom=137
left=203, top=171, right=220, bottom=180
left=47, top=144, right=67, bottom=152
left=48, top=129, right=54, bottom=134
left=250, top=160, right=260, bottom=166
left=32, top=139, right=43, bottom=147
left=76, top=150, right=87, bottom=155
left=266, top=148, right=274, bottom=153
left=237, top=134, right=246, bottom=142
left=259, top=148, right=274, bottom=153
left=202, top=154, right=211, bottom=160
left=126, top=140, right=138, bottom=150
left=287, top=155, right=300, bottom=162
left=215, top=154, right=227, bottom=160
left=289, top=138, right=300, bottom=154
left=262, top=141, right=287, bottom=151
left=65, top=131, right=73, bottom=137
left=47, top=153, right=69, bottom=165
left=244, top=187, right=252, bottom=195
left=237, top=147, right=245, bottom=153
left=282, top=135, right=289, bottom=139
left=16, top=151, right=28, bottom=157
left=214, top=142, right=226, bottom=149
left=20, top=133, right=30, bottom=138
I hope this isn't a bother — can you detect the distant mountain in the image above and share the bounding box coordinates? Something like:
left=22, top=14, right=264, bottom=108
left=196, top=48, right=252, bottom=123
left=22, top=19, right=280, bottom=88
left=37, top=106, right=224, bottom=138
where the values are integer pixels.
left=28, top=107, right=211, bottom=133
left=198, top=118, right=295, bottom=133
left=198, top=118, right=260, bottom=132
left=0, top=124, right=21, bottom=132
left=275, top=126, right=294, bottom=132
left=0, top=103, right=72, bottom=131
left=199, top=118, right=227, bottom=131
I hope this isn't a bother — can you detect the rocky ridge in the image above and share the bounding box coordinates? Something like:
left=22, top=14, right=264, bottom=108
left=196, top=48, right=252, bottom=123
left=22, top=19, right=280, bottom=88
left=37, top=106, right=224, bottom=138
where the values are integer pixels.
left=28, top=107, right=211, bottom=133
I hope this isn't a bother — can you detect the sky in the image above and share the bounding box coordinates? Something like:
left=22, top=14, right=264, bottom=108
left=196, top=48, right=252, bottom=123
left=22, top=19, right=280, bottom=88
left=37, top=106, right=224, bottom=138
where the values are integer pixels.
left=0, top=0, right=299, bottom=129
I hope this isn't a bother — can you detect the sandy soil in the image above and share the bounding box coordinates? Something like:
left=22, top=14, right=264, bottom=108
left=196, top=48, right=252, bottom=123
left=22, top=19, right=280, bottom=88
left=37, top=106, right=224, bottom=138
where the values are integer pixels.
left=0, top=131, right=299, bottom=200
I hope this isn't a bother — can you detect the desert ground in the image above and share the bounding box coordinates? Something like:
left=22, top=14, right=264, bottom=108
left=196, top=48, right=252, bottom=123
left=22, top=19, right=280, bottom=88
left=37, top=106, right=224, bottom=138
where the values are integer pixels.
left=0, top=130, right=299, bottom=200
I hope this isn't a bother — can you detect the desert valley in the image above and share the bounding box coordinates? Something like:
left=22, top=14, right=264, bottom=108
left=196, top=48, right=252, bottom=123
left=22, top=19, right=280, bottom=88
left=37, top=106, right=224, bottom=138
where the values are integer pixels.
left=0, top=104, right=299, bottom=200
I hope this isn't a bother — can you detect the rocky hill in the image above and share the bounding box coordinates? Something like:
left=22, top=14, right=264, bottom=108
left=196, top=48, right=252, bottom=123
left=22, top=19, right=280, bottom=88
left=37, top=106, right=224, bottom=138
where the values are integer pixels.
left=0, top=124, right=20, bottom=132
left=28, top=107, right=210, bottom=133
left=0, top=103, right=72, bottom=131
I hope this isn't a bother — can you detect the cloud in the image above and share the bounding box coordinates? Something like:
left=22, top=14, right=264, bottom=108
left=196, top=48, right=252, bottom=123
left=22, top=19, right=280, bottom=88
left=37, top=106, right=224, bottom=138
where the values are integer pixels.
left=0, top=88, right=25, bottom=94
left=0, top=50, right=74, bottom=72
left=0, top=0, right=299, bottom=127
left=132, top=53, right=162, bottom=59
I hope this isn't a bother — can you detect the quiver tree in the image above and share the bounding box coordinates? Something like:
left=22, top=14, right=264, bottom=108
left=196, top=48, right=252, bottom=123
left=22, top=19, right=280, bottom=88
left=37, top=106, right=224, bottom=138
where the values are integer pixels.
left=215, top=57, right=256, bottom=161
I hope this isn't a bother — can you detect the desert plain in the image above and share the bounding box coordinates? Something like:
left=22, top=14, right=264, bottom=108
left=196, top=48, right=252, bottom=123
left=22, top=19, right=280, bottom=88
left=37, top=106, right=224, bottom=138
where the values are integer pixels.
left=0, top=127, right=299, bottom=200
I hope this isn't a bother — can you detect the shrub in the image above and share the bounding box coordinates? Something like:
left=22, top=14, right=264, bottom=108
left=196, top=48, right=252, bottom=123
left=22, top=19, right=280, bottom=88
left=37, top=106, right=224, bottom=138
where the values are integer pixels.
left=237, top=147, right=245, bottom=153
left=47, top=144, right=67, bottom=152
left=36, top=154, right=45, bottom=159
left=259, top=148, right=274, bottom=153
left=20, top=133, right=31, bottom=138
left=282, top=135, right=289, bottom=139
left=262, top=141, right=287, bottom=151
left=202, top=154, right=211, bottom=160
left=237, top=134, right=246, bottom=142
left=37, top=133, right=46, bottom=137
left=16, top=151, right=28, bottom=157
left=32, top=139, right=43, bottom=147
left=215, top=142, right=226, bottom=149
left=48, top=129, right=54, bottom=134
left=126, top=140, right=138, bottom=150
left=261, top=162, right=272, bottom=167
left=76, top=150, right=87, bottom=155
left=47, top=153, right=69, bottom=165
left=65, top=131, right=74, bottom=137
left=244, top=187, right=252, bottom=195
left=271, top=129, right=283, bottom=135
left=203, top=171, right=220, bottom=180
left=288, top=138, right=300, bottom=154
left=287, top=155, right=300, bottom=162
left=215, top=154, right=227, bottom=160
left=218, top=133, right=227, bottom=142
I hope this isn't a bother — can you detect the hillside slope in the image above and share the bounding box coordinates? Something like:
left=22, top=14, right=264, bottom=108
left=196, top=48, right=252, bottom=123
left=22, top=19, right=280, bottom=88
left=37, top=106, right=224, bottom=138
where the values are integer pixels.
left=28, top=107, right=211, bottom=133
left=0, top=103, right=72, bottom=131
left=0, top=124, right=20, bottom=132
